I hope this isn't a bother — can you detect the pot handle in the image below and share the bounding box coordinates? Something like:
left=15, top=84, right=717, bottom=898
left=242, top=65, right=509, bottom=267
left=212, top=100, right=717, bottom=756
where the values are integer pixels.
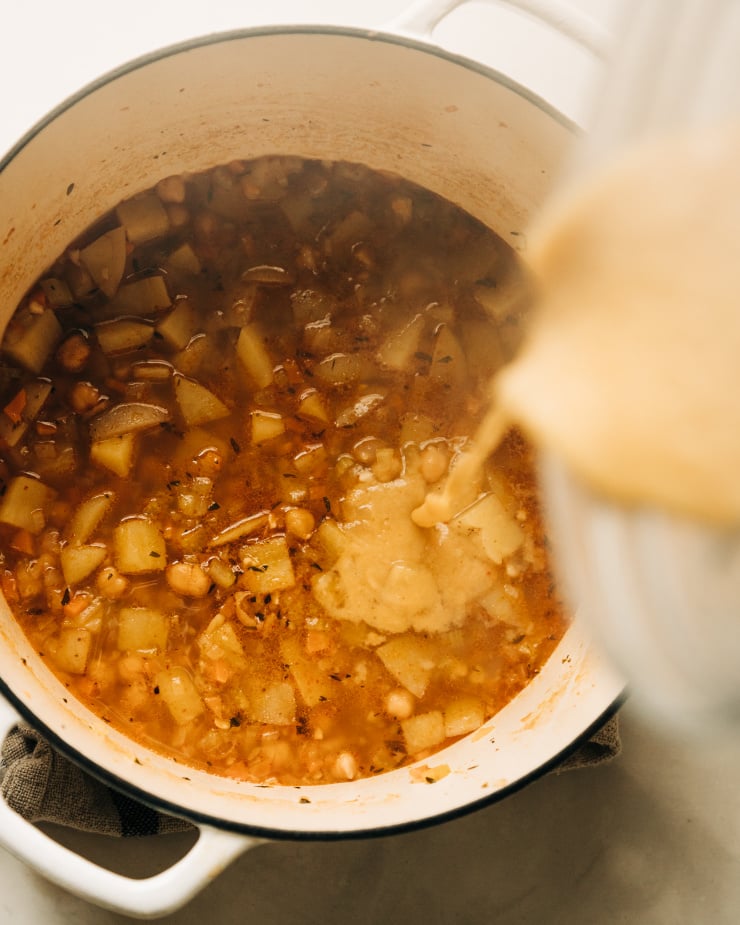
left=0, top=698, right=261, bottom=919
left=387, top=0, right=609, bottom=57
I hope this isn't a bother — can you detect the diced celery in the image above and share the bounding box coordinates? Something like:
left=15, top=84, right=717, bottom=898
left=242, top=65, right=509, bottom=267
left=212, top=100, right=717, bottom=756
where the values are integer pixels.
left=79, top=226, right=127, bottom=298
left=90, top=433, right=136, bottom=478
left=95, top=318, right=153, bottom=355
left=60, top=543, right=107, bottom=585
left=0, top=475, right=56, bottom=533
left=114, top=517, right=167, bottom=574
left=173, top=374, right=229, bottom=426
left=235, top=324, right=274, bottom=389
left=155, top=300, right=198, bottom=351
left=117, top=606, right=169, bottom=652
left=116, top=194, right=169, bottom=244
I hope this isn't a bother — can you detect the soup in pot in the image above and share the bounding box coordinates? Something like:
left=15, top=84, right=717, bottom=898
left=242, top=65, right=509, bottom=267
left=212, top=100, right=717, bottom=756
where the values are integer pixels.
left=0, top=156, right=567, bottom=785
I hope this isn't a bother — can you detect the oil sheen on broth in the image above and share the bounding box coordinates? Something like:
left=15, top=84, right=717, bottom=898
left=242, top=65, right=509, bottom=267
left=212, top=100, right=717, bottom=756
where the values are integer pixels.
left=0, top=156, right=567, bottom=785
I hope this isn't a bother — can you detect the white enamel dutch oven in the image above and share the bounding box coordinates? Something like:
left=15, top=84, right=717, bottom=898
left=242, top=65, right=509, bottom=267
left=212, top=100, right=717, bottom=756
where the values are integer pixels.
left=0, top=1, right=624, bottom=917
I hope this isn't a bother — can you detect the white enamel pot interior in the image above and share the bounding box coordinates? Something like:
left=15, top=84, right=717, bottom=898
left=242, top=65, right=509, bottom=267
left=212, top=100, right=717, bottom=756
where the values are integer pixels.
left=0, top=21, right=625, bottom=915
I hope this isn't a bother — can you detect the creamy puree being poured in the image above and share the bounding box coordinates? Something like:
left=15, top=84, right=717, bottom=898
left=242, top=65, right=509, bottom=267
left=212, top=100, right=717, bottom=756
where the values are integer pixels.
left=415, top=125, right=740, bottom=528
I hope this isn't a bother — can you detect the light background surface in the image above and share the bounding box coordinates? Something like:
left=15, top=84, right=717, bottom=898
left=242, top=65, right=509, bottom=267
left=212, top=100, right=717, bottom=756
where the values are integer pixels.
left=3, top=2, right=740, bottom=922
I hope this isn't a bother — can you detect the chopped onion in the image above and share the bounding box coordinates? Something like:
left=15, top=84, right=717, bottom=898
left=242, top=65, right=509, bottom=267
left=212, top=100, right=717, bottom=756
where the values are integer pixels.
left=89, top=402, right=169, bottom=442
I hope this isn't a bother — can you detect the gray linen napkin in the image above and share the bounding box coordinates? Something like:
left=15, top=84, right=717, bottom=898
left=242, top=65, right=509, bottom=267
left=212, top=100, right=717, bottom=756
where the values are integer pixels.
left=0, top=715, right=620, bottom=837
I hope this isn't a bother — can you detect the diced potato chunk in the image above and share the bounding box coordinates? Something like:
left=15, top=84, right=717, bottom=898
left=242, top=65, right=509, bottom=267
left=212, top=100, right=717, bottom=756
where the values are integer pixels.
left=296, top=389, right=329, bottom=423
left=106, top=276, right=171, bottom=316
left=90, top=433, right=136, bottom=478
left=39, top=277, right=74, bottom=307
left=251, top=410, right=285, bottom=443
left=236, top=324, right=274, bottom=389
left=248, top=681, right=296, bottom=725
left=173, top=375, right=229, bottom=426
left=430, top=323, right=467, bottom=387
left=0, top=475, right=56, bottom=533
left=377, top=313, right=425, bottom=370
left=79, top=226, right=126, bottom=298
left=455, top=492, right=524, bottom=564
left=312, top=517, right=348, bottom=562
left=376, top=635, right=437, bottom=698
left=198, top=620, right=246, bottom=669
left=117, top=606, right=169, bottom=652
left=443, top=696, right=486, bottom=738
left=155, top=667, right=203, bottom=724
left=280, top=635, right=334, bottom=706
left=240, top=536, right=295, bottom=593
left=95, top=318, right=153, bottom=355
left=164, top=242, right=202, bottom=277
left=401, top=710, right=446, bottom=754
left=60, top=543, right=107, bottom=586
left=315, top=352, right=374, bottom=385
left=66, top=492, right=115, bottom=546
left=116, top=194, right=170, bottom=244
left=51, top=628, right=92, bottom=675
left=3, top=307, right=62, bottom=374
left=114, top=517, right=167, bottom=574
left=156, top=300, right=198, bottom=351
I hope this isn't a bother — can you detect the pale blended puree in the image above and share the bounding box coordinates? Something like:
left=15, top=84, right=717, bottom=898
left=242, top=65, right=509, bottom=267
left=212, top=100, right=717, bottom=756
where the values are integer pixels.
left=419, top=126, right=740, bottom=528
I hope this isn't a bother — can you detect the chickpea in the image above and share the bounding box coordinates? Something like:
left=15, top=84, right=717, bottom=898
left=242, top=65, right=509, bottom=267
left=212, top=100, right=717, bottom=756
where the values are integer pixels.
left=166, top=561, right=211, bottom=598
left=333, top=751, right=358, bottom=781
left=165, top=203, right=190, bottom=229
left=419, top=442, right=449, bottom=484
left=69, top=381, right=102, bottom=414
left=384, top=688, right=415, bottom=720
left=194, top=449, right=223, bottom=478
left=56, top=332, right=91, bottom=373
left=372, top=447, right=402, bottom=483
left=285, top=507, right=315, bottom=540
left=96, top=566, right=129, bottom=600
left=156, top=174, right=187, bottom=203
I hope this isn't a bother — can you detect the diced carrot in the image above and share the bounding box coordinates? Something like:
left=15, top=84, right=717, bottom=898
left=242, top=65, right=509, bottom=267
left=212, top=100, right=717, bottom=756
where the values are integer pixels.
left=63, top=592, right=92, bottom=619
left=3, top=388, right=27, bottom=424
left=10, top=529, right=35, bottom=556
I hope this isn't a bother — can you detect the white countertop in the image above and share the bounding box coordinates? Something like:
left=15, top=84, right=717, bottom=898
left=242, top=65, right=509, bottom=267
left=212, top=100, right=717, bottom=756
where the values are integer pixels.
left=3, top=2, right=740, bottom=921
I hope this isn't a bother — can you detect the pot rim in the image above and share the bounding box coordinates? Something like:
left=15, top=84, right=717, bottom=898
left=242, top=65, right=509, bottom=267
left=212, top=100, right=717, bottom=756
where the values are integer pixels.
left=0, top=22, right=580, bottom=177
left=0, top=22, right=619, bottom=840
left=0, top=674, right=625, bottom=839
